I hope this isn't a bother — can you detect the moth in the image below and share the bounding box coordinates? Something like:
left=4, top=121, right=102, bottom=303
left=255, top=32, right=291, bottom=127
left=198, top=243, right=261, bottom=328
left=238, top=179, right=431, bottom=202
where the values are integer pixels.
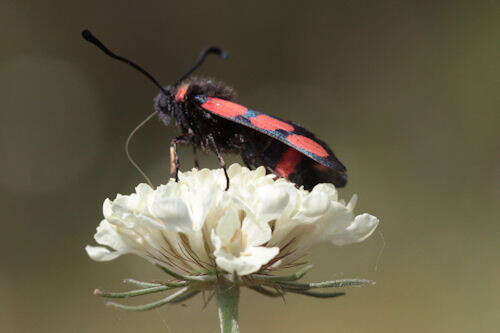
left=82, top=30, right=347, bottom=190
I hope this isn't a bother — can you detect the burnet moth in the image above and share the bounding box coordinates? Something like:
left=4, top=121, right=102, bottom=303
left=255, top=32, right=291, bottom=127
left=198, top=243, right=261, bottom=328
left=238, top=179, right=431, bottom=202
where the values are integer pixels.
left=82, top=30, right=347, bottom=191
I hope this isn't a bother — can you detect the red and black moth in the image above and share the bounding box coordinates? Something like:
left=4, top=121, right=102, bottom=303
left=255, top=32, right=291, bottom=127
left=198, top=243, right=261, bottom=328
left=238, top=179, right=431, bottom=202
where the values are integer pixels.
left=82, top=30, right=347, bottom=191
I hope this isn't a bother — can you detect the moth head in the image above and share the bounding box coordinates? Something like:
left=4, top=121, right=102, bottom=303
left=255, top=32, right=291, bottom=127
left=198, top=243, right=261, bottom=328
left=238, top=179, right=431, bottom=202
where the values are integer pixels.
left=153, top=89, right=175, bottom=125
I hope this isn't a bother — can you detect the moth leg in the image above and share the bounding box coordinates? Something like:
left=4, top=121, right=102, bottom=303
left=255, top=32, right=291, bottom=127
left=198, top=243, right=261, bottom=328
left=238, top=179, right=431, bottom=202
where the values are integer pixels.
left=242, top=158, right=252, bottom=170
left=241, top=153, right=253, bottom=170
left=241, top=138, right=259, bottom=170
left=208, top=135, right=229, bottom=190
left=193, top=146, right=200, bottom=169
left=170, top=135, right=191, bottom=182
left=187, top=128, right=200, bottom=169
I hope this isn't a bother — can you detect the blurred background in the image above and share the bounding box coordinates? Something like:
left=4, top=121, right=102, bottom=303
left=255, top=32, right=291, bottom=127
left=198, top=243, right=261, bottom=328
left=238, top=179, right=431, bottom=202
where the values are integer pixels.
left=1, top=1, right=498, bottom=332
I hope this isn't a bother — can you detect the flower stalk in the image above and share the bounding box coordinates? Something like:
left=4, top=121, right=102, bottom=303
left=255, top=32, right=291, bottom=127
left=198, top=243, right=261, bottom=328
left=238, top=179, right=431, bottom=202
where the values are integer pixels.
left=216, top=282, right=240, bottom=333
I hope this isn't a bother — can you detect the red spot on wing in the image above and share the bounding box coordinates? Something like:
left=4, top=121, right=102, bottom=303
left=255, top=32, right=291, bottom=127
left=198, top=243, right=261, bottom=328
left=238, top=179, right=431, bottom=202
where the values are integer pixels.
left=274, top=148, right=303, bottom=178
left=250, top=115, right=294, bottom=131
left=201, top=98, right=247, bottom=117
left=286, top=134, right=329, bottom=157
left=174, top=84, right=189, bottom=102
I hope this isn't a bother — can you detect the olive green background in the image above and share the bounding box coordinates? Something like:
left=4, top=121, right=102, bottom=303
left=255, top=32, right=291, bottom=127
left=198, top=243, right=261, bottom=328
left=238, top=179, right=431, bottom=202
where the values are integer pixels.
left=1, top=1, right=498, bottom=332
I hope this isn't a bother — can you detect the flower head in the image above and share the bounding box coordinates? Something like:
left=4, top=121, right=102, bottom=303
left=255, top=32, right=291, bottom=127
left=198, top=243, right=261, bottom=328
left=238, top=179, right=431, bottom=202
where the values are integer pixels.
left=86, top=164, right=379, bottom=310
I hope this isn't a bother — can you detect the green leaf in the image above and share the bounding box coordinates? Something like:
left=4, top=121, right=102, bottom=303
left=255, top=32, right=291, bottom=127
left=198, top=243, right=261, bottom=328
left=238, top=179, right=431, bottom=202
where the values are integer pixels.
left=122, top=279, right=162, bottom=288
left=94, top=285, right=175, bottom=298
left=278, top=278, right=374, bottom=290
left=106, top=287, right=191, bottom=311
left=284, top=288, right=346, bottom=299
left=252, top=264, right=314, bottom=282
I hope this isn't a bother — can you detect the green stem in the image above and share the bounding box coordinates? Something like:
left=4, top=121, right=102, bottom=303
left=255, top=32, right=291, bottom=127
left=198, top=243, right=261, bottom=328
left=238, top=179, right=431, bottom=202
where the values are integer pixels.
left=215, top=283, right=239, bottom=333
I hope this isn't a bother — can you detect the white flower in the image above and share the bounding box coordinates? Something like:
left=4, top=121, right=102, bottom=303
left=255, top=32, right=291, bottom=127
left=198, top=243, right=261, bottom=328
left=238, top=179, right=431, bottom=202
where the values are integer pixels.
left=86, top=164, right=379, bottom=277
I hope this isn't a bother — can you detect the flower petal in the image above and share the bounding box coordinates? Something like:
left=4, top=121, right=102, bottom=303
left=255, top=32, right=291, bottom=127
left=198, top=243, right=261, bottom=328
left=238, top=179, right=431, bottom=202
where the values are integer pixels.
left=330, top=213, right=379, bottom=246
left=93, top=220, right=131, bottom=253
left=253, top=184, right=290, bottom=221
left=215, top=206, right=241, bottom=244
left=150, top=188, right=193, bottom=232
left=214, top=244, right=279, bottom=276
left=242, top=215, right=272, bottom=247
left=85, top=245, right=121, bottom=261
left=292, top=186, right=331, bottom=223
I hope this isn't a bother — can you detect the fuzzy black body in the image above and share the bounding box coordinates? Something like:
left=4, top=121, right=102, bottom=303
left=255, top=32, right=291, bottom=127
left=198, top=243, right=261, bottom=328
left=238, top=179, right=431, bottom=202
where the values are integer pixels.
left=154, top=77, right=242, bottom=154
left=154, top=77, right=347, bottom=191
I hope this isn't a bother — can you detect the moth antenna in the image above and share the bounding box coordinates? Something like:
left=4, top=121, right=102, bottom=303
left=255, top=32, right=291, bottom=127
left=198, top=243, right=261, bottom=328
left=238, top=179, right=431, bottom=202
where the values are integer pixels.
left=174, top=46, right=228, bottom=86
left=81, top=29, right=169, bottom=95
left=125, top=111, right=157, bottom=188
